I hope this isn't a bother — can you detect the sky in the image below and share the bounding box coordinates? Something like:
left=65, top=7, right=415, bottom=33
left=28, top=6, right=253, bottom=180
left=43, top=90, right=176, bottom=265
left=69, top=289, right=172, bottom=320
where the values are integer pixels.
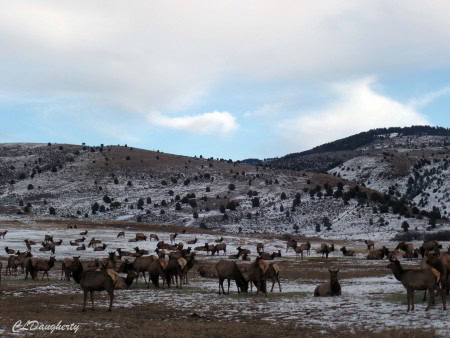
left=1, top=1, right=450, bottom=160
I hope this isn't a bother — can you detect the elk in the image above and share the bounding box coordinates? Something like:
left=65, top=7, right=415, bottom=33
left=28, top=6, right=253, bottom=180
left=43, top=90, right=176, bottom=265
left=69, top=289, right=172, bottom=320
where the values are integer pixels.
left=215, top=237, right=224, bottom=243
left=147, top=259, right=168, bottom=288
left=75, top=236, right=86, bottom=243
left=246, top=257, right=269, bottom=296
left=181, top=254, right=197, bottom=285
left=27, top=256, right=56, bottom=280
left=155, top=248, right=166, bottom=259
left=165, top=258, right=186, bottom=288
left=170, top=233, right=178, bottom=243
left=364, top=240, right=375, bottom=251
left=387, top=259, right=446, bottom=311
left=267, top=263, right=281, bottom=292
left=80, top=231, right=88, bottom=236
left=77, top=244, right=86, bottom=251
left=395, top=242, right=414, bottom=261
left=286, top=238, right=297, bottom=252
left=316, top=243, right=335, bottom=259
left=134, top=247, right=149, bottom=256
left=88, top=238, right=101, bottom=247
left=420, top=240, right=442, bottom=257
left=149, top=234, right=159, bottom=241
left=294, top=242, right=310, bottom=260
left=314, top=269, right=341, bottom=297
left=256, top=243, right=264, bottom=253
left=427, top=252, right=450, bottom=296
left=228, top=252, right=241, bottom=260
left=40, top=242, right=56, bottom=254
left=54, top=239, right=63, bottom=246
left=120, top=256, right=158, bottom=284
left=259, top=250, right=281, bottom=260
left=72, top=263, right=115, bottom=312
left=0, top=230, right=8, bottom=239
left=367, top=247, right=389, bottom=260
left=135, top=233, right=147, bottom=241
left=6, top=251, right=32, bottom=276
left=340, top=246, right=356, bottom=257
left=61, top=257, right=81, bottom=281
left=70, top=241, right=79, bottom=246
left=212, top=243, right=227, bottom=256
left=186, top=238, right=198, bottom=245
left=117, top=231, right=125, bottom=238
left=215, top=260, right=248, bottom=295
left=205, top=243, right=216, bottom=255
left=116, top=248, right=133, bottom=258
left=5, top=247, right=15, bottom=254
left=94, top=244, right=107, bottom=251
left=236, top=246, right=251, bottom=256
left=44, top=235, right=54, bottom=243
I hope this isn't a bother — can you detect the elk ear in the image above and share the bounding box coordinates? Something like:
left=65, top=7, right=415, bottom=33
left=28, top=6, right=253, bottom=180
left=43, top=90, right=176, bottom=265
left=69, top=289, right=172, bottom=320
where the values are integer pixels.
left=335, top=269, right=339, bottom=273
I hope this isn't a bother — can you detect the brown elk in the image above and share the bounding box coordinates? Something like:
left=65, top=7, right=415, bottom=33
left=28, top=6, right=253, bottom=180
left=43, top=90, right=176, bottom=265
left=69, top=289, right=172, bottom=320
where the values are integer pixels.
left=88, top=238, right=101, bottom=247
left=294, top=242, right=310, bottom=260
left=44, top=235, right=54, bottom=243
left=427, top=252, right=450, bottom=296
left=117, top=231, right=125, bottom=238
left=6, top=251, right=32, bottom=276
left=215, top=260, right=248, bottom=295
left=27, top=256, right=56, bottom=280
left=116, top=248, right=133, bottom=258
left=54, top=239, right=63, bottom=246
left=165, top=258, right=186, bottom=288
left=317, top=243, right=335, bottom=259
left=420, top=240, right=442, bottom=257
left=267, top=263, right=281, bottom=292
left=75, top=236, right=86, bottom=243
left=256, top=243, right=264, bottom=253
left=76, top=244, right=86, bottom=251
left=40, top=242, right=56, bottom=254
left=120, top=256, right=158, bottom=284
left=246, top=257, right=269, bottom=296
left=395, top=242, right=414, bottom=261
left=340, top=246, right=356, bottom=257
left=134, top=247, right=149, bottom=256
left=205, top=243, right=216, bottom=255
left=5, top=247, right=15, bottom=254
left=286, top=238, right=297, bottom=252
left=387, top=259, right=446, bottom=311
left=186, top=238, right=198, bottom=245
left=236, top=246, right=251, bottom=256
left=170, top=233, right=178, bottom=243
left=0, top=230, right=8, bottom=239
left=314, top=269, right=341, bottom=297
left=364, top=240, right=375, bottom=251
left=70, top=241, right=79, bottom=246
left=80, top=231, right=88, bottom=236
left=61, top=257, right=81, bottom=281
left=259, top=250, right=281, bottom=261
left=135, top=233, right=147, bottom=241
left=149, top=234, right=159, bottom=241
left=367, top=247, right=389, bottom=260
left=94, top=244, right=107, bottom=251
left=147, top=259, right=168, bottom=288
left=212, top=243, right=227, bottom=256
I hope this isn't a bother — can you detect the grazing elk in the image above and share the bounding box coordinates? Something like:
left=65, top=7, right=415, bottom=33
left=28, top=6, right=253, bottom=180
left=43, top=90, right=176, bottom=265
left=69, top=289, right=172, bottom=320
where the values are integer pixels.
left=340, top=246, right=356, bottom=257
left=286, top=238, right=297, bottom=252
left=387, top=259, right=446, bottom=311
left=247, top=257, right=269, bottom=296
left=395, top=242, right=414, bottom=261
left=120, top=256, right=158, bottom=284
left=314, top=269, right=341, bottom=297
left=364, top=240, right=375, bottom=251
left=117, top=231, right=125, bottom=238
left=0, top=230, right=8, bottom=239
left=135, top=233, right=147, bottom=241
left=149, top=234, right=159, bottom=241
left=215, top=260, right=248, bottom=295
left=170, top=233, right=178, bottom=243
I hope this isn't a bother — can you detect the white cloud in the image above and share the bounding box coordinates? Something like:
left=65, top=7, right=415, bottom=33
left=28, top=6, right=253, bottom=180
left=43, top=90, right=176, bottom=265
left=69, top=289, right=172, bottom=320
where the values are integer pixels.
left=148, top=111, right=238, bottom=135
left=243, top=103, right=285, bottom=118
left=408, top=86, right=450, bottom=108
left=277, top=77, right=431, bottom=151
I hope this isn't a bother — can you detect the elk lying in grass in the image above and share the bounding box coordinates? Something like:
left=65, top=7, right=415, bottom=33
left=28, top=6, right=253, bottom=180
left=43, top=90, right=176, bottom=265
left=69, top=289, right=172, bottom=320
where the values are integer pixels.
left=340, top=246, right=356, bottom=257
left=395, top=242, right=414, bottom=261
left=76, top=244, right=86, bottom=251
left=70, top=241, right=79, bottom=246
left=259, top=250, right=281, bottom=260
left=134, top=247, right=148, bottom=256
left=75, top=236, right=86, bottom=243
left=0, top=230, right=8, bottom=239
left=286, top=238, right=297, bottom=252
left=116, top=248, right=133, bottom=258
left=387, top=259, right=446, bottom=311
left=117, top=231, right=125, bottom=238
left=5, top=247, right=15, bottom=254
left=157, top=241, right=178, bottom=251
left=364, top=240, right=375, bottom=251
left=186, top=238, right=198, bottom=245
left=367, top=247, right=389, bottom=260
left=54, top=239, right=63, bottom=246
left=88, top=238, right=101, bottom=247
left=80, top=231, right=88, bottom=236
left=316, top=243, right=335, bottom=259
left=314, top=269, right=341, bottom=297
left=94, top=244, right=107, bottom=251
left=215, top=260, right=248, bottom=295
left=228, top=252, right=241, bottom=260
left=27, top=256, right=56, bottom=280
left=212, top=243, right=227, bottom=256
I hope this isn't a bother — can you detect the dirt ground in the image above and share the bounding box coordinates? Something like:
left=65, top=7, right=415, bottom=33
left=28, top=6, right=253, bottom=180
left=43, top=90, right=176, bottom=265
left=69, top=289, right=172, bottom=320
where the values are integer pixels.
left=0, top=220, right=448, bottom=337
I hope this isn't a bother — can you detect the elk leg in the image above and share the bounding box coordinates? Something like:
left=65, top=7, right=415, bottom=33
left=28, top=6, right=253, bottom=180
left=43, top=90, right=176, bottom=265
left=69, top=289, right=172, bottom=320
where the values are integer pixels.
left=90, top=291, right=95, bottom=311
left=406, top=289, right=411, bottom=312
left=227, top=278, right=231, bottom=295
left=143, top=271, right=147, bottom=284
left=411, top=289, right=415, bottom=311
left=271, top=278, right=275, bottom=292
left=277, top=276, right=282, bottom=292
left=107, top=290, right=114, bottom=312
left=82, top=291, right=88, bottom=312
left=426, top=287, right=434, bottom=311
left=423, top=290, right=427, bottom=302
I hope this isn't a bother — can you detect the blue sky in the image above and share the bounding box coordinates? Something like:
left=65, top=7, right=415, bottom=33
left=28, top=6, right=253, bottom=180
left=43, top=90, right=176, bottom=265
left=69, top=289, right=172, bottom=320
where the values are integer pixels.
left=0, top=1, right=450, bottom=160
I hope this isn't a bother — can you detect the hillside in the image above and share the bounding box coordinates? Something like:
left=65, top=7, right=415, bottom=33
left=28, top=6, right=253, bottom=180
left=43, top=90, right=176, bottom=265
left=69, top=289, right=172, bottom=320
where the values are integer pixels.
left=0, top=142, right=448, bottom=240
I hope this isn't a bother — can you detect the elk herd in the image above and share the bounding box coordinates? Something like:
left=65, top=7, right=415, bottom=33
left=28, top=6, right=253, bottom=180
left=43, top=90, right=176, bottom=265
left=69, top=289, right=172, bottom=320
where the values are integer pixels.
left=0, top=228, right=449, bottom=314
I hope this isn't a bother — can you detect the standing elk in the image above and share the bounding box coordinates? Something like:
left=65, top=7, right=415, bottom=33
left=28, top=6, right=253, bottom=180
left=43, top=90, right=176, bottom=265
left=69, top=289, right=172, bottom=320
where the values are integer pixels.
left=314, top=269, right=341, bottom=297
left=27, top=256, right=56, bottom=280
left=294, top=242, right=311, bottom=260
left=420, top=240, right=442, bottom=257
left=395, top=242, right=414, bottom=261
left=364, top=240, right=375, bottom=251
left=149, top=234, right=159, bottom=241
left=316, top=243, right=335, bottom=259
left=212, top=243, right=227, bottom=256
left=256, top=243, right=264, bottom=254
left=135, top=233, right=147, bottom=241
left=268, top=263, right=281, bottom=292
left=215, top=260, right=248, bottom=295
left=286, top=238, right=297, bottom=252
left=170, top=233, right=178, bottom=243
left=247, top=257, right=269, bottom=296
left=0, top=230, right=8, bottom=239
left=387, top=259, right=446, bottom=312
left=117, top=231, right=125, bottom=238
